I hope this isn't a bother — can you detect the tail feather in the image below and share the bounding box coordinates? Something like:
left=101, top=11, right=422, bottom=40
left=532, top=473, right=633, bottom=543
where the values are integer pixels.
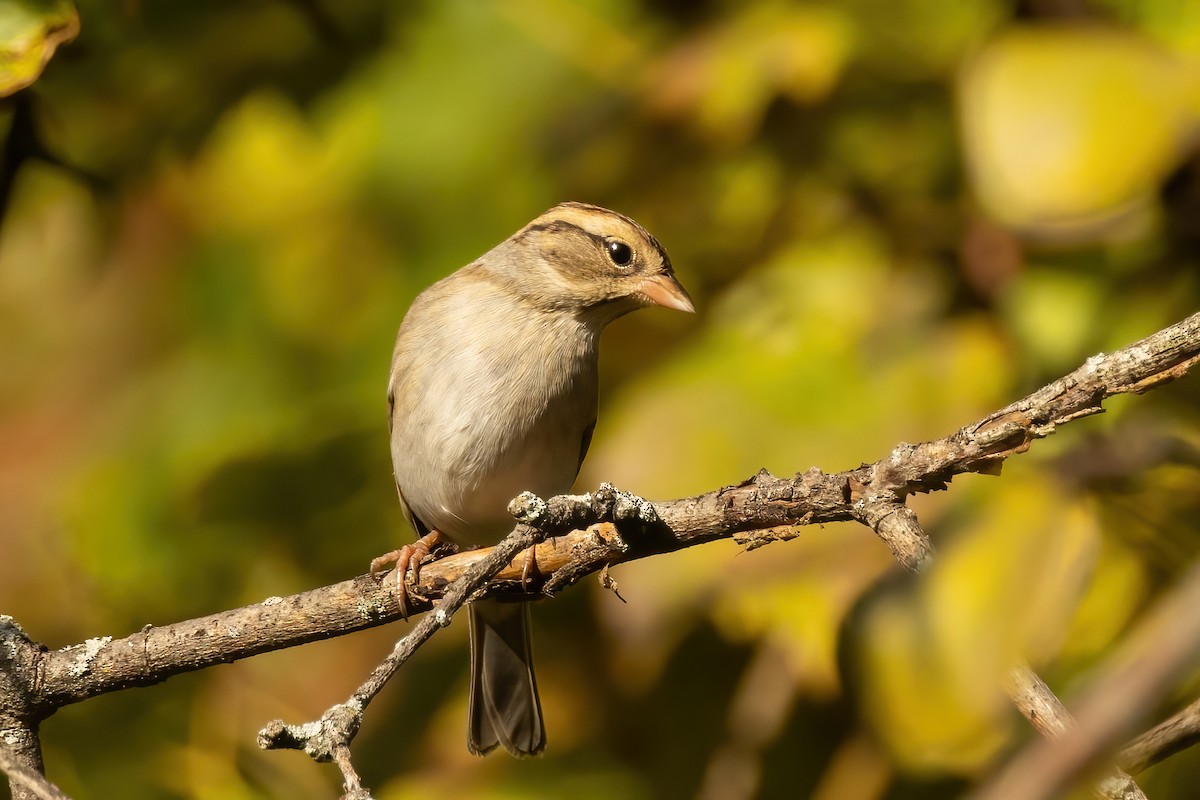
left=468, top=599, right=546, bottom=757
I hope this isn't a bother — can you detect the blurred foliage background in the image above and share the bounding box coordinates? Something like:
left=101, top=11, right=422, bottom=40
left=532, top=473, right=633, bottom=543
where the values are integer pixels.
left=2, top=0, right=1200, bottom=798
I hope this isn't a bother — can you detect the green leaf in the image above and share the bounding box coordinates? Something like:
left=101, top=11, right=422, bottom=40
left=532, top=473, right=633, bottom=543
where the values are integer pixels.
left=0, top=0, right=78, bottom=97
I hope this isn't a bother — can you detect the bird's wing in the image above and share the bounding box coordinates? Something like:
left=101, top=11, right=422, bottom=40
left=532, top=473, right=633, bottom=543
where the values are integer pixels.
left=387, top=379, right=396, bottom=435
left=395, top=482, right=431, bottom=538
left=576, top=419, right=596, bottom=478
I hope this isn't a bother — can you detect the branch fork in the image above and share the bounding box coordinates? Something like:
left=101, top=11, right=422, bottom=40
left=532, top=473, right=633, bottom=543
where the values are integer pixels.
left=256, top=482, right=658, bottom=794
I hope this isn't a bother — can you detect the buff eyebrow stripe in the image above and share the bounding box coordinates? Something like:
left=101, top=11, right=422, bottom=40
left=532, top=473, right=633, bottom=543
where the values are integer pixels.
left=522, top=220, right=607, bottom=249
left=522, top=218, right=672, bottom=269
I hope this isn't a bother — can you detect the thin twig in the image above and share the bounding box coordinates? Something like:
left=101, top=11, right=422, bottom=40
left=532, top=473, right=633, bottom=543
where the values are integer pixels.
left=1005, top=666, right=1147, bottom=800
left=0, top=743, right=72, bottom=800
left=1119, top=696, right=1200, bottom=775
left=854, top=509, right=1146, bottom=800
left=256, top=488, right=664, bottom=789
left=974, top=559, right=1200, bottom=800
left=255, top=519, right=548, bottom=764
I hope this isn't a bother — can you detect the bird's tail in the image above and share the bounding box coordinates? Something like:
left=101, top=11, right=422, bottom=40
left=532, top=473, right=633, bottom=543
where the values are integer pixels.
left=467, top=598, right=546, bottom=757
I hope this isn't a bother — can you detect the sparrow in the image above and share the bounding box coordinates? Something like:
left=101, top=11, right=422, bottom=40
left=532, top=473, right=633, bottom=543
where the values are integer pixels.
left=380, top=201, right=693, bottom=757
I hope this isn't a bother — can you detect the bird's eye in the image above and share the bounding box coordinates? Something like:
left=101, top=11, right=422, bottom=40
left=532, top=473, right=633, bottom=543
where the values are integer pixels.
left=606, top=240, right=633, bottom=267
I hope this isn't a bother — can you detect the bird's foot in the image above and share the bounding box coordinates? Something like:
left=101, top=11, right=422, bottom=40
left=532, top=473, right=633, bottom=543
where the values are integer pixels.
left=370, top=530, right=446, bottom=619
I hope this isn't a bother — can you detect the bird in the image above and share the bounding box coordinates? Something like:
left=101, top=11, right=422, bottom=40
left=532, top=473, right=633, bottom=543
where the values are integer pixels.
left=379, top=201, right=693, bottom=757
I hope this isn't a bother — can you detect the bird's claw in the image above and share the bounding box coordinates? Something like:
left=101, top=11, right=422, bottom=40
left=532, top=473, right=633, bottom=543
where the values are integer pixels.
left=370, top=531, right=444, bottom=619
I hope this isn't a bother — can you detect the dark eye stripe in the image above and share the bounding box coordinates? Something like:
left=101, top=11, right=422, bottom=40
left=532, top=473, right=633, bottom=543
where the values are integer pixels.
left=521, top=216, right=672, bottom=272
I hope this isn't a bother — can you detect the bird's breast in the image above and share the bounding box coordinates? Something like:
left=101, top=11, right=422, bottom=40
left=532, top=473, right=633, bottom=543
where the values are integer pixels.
left=390, top=295, right=599, bottom=548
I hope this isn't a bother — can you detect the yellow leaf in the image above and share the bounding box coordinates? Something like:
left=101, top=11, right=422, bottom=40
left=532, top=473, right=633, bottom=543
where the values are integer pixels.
left=853, top=478, right=1103, bottom=773
left=0, top=0, right=78, bottom=97
left=960, top=25, right=1198, bottom=238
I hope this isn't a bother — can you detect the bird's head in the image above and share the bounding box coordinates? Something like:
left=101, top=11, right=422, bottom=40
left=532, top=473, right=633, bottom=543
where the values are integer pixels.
left=495, top=202, right=693, bottom=325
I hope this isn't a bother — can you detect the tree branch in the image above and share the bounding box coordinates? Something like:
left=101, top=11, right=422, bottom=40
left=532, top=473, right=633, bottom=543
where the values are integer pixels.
left=4, top=311, right=1199, bottom=798
left=1, top=617, right=51, bottom=800
left=23, top=314, right=1200, bottom=712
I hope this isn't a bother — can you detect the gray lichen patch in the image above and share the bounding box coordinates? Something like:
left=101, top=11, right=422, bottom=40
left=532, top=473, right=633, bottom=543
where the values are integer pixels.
left=62, top=635, right=113, bottom=677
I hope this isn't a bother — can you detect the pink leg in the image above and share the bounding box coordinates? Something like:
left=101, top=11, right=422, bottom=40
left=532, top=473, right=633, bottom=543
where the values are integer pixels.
left=370, top=530, right=445, bottom=619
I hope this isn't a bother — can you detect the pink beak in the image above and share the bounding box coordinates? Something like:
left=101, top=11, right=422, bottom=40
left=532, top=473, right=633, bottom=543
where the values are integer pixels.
left=640, top=273, right=695, bottom=313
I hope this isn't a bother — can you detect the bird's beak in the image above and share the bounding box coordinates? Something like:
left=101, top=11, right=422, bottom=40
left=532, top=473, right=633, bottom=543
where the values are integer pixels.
left=639, top=273, right=695, bottom=313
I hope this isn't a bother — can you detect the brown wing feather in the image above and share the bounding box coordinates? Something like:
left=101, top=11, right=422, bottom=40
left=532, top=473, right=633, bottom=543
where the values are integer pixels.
left=395, top=483, right=431, bottom=538
left=576, top=419, right=596, bottom=477
left=387, top=384, right=396, bottom=435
